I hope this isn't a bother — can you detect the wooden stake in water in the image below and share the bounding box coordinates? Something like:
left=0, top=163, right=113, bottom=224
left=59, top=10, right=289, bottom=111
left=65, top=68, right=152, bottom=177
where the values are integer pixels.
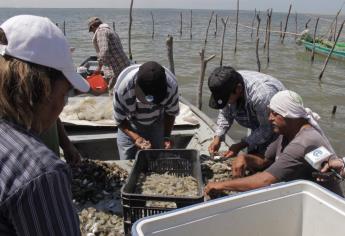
left=63, top=21, right=66, bottom=36
left=197, top=11, right=215, bottom=110
left=305, top=18, right=311, bottom=29
left=234, top=0, right=239, bottom=53
left=295, top=12, right=298, bottom=41
left=263, top=9, right=269, bottom=50
left=251, top=8, right=256, bottom=40
left=267, top=9, right=272, bottom=65
left=112, top=22, right=116, bottom=32
left=311, top=17, right=319, bottom=63
left=281, top=4, right=292, bottom=44
left=319, top=20, right=345, bottom=80
left=214, top=14, right=218, bottom=37
left=256, top=14, right=261, bottom=72
left=151, top=11, right=155, bottom=39
left=190, top=10, right=193, bottom=40
left=166, top=35, right=175, bottom=75
left=128, top=0, right=134, bottom=60
left=220, top=16, right=229, bottom=66
left=180, top=12, right=183, bottom=37
left=280, top=21, right=283, bottom=39
left=332, top=106, right=337, bottom=116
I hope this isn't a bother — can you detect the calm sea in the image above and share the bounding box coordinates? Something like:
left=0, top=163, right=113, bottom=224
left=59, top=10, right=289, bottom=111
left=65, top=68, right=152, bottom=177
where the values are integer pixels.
left=1, top=8, right=345, bottom=154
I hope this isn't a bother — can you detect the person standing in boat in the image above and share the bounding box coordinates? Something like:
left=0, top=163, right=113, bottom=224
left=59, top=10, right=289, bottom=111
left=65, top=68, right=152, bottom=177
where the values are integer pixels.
left=208, top=66, right=285, bottom=158
left=113, top=61, right=179, bottom=160
left=0, top=15, right=90, bottom=235
left=205, top=90, right=344, bottom=197
left=88, top=16, right=130, bottom=93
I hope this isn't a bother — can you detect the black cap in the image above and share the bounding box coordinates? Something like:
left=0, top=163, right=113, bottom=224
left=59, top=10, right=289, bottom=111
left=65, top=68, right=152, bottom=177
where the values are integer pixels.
left=208, top=66, right=242, bottom=109
left=136, top=61, right=167, bottom=104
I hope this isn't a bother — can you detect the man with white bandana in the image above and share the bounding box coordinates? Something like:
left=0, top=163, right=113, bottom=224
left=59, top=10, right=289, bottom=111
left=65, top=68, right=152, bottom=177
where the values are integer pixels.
left=205, top=90, right=343, bottom=197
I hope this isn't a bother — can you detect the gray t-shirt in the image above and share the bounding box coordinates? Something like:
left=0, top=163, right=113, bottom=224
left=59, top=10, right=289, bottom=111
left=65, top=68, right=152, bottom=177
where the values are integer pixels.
left=264, top=126, right=343, bottom=196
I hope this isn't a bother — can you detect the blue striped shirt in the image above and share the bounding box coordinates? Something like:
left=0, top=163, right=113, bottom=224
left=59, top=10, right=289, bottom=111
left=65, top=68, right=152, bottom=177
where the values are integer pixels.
left=215, top=70, right=285, bottom=148
left=113, top=64, right=180, bottom=126
left=0, top=119, right=80, bottom=236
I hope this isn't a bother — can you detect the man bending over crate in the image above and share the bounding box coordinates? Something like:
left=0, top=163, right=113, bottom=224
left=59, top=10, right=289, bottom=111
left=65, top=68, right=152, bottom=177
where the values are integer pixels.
left=113, top=61, right=179, bottom=160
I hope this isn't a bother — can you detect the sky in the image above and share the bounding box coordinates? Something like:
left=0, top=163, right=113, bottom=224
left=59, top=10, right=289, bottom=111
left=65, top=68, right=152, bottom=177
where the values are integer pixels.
left=1, top=0, right=345, bottom=15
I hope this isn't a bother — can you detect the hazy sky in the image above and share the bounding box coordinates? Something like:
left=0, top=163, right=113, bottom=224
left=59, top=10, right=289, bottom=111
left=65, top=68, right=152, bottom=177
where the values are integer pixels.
left=2, top=0, right=345, bottom=15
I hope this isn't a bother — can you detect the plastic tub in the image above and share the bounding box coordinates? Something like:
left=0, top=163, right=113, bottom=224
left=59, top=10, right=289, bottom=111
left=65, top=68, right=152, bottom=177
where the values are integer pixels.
left=133, top=180, right=345, bottom=236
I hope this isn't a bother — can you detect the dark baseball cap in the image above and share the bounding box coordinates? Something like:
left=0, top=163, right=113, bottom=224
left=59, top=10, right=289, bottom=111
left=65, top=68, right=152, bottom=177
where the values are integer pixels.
left=208, top=66, right=242, bottom=109
left=136, top=61, right=167, bottom=104
left=87, top=17, right=102, bottom=32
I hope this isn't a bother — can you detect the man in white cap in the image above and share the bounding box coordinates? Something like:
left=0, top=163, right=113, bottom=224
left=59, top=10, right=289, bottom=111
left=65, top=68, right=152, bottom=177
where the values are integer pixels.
left=205, top=90, right=343, bottom=197
left=0, top=15, right=89, bottom=235
left=88, top=16, right=130, bottom=92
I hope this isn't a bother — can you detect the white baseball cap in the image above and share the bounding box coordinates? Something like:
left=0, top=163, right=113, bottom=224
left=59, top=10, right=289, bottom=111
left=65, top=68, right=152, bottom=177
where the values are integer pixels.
left=0, top=15, right=89, bottom=92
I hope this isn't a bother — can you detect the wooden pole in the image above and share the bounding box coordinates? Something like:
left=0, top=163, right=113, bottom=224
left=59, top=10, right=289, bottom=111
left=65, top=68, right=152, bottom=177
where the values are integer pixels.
left=332, top=105, right=337, bottom=116
left=334, top=16, right=338, bottom=41
left=263, top=9, right=269, bottom=50
left=319, top=20, right=345, bottom=80
left=311, top=17, right=320, bottom=63
left=190, top=10, right=193, bottom=40
left=324, top=7, right=343, bottom=40
left=180, top=12, right=183, bottom=37
left=150, top=11, right=155, bottom=39
left=128, top=0, right=134, bottom=60
left=214, top=14, right=218, bottom=37
left=198, top=51, right=215, bottom=109
left=203, top=11, right=214, bottom=47
left=63, top=21, right=66, bottom=36
left=112, top=22, right=116, bottom=32
left=256, top=14, right=261, bottom=72
left=251, top=8, right=256, bottom=40
left=197, top=11, right=216, bottom=110
left=234, top=0, right=239, bottom=53
left=220, top=16, right=229, bottom=66
left=166, top=35, right=175, bottom=75
left=280, top=21, right=283, bottom=39
left=281, top=4, right=292, bottom=44
left=267, top=9, right=272, bottom=65
left=305, top=18, right=311, bottom=29
left=295, top=12, right=298, bottom=41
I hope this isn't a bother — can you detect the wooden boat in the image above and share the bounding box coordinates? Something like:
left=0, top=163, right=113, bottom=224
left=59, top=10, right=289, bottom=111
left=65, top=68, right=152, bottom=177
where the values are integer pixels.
left=302, top=40, right=345, bottom=60
left=61, top=95, right=234, bottom=161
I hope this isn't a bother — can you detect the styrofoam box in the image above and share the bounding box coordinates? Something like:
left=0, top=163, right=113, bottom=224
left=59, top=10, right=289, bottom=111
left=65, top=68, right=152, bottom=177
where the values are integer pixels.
left=132, top=180, right=345, bottom=236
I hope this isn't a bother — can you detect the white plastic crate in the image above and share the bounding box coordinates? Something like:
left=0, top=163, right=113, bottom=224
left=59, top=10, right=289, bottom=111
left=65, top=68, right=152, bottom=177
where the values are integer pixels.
left=132, top=180, right=345, bottom=236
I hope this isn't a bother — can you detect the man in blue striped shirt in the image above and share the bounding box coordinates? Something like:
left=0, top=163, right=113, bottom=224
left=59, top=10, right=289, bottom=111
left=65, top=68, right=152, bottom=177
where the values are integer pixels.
left=208, top=66, right=285, bottom=158
left=113, top=62, right=179, bottom=160
left=0, top=15, right=90, bottom=235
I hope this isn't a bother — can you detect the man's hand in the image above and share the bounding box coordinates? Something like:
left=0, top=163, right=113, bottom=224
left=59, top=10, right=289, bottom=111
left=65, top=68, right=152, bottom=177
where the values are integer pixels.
left=208, top=136, right=221, bottom=155
left=134, top=137, right=152, bottom=150
left=232, top=154, right=248, bottom=178
left=164, top=138, right=174, bottom=149
left=63, top=143, right=82, bottom=165
left=223, top=141, right=248, bottom=158
left=317, top=158, right=345, bottom=182
left=204, top=182, right=225, bottom=196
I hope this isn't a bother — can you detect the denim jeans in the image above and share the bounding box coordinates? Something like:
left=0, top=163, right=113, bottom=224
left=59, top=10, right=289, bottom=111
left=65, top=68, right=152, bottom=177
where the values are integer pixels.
left=117, top=118, right=164, bottom=160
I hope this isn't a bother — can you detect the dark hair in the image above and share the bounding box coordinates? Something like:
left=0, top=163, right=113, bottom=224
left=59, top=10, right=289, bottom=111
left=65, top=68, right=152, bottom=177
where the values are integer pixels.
left=212, top=66, right=243, bottom=94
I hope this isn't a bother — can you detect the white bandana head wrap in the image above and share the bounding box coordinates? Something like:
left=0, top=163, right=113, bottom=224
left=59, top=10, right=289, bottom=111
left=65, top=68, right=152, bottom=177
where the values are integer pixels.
left=268, top=90, right=322, bottom=133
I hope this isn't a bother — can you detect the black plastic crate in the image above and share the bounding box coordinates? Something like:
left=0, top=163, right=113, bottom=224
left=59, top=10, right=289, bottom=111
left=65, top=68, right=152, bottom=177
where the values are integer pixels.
left=121, top=149, right=204, bottom=235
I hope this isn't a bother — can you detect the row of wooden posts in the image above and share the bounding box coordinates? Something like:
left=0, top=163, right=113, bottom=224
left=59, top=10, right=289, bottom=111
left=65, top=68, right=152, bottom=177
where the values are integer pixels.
left=58, top=0, right=345, bottom=112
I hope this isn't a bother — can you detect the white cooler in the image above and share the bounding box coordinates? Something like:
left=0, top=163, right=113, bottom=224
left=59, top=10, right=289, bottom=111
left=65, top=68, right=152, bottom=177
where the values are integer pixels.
left=132, top=180, right=345, bottom=236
